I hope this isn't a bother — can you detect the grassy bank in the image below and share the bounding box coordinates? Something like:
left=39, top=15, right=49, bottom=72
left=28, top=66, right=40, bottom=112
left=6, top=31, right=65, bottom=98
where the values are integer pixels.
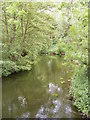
left=70, top=65, right=88, bottom=116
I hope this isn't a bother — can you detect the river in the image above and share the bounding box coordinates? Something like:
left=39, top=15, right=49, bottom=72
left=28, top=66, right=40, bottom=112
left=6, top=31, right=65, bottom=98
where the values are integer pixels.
left=2, top=55, right=82, bottom=118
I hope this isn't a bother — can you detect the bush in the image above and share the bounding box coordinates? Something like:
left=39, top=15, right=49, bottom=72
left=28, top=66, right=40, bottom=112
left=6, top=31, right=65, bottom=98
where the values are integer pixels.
left=70, top=66, right=88, bottom=115
left=2, top=61, right=19, bottom=76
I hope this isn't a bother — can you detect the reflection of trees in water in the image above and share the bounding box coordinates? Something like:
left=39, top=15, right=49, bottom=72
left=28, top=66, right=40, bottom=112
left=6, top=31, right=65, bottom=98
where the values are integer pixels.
left=3, top=72, right=49, bottom=118
left=35, top=97, right=73, bottom=118
left=35, top=82, right=62, bottom=118
left=49, top=83, right=61, bottom=94
left=35, top=97, right=62, bottom=118
left=3, top=56, right=76, bottom=118
left=35, top=82, right=74, bottom=118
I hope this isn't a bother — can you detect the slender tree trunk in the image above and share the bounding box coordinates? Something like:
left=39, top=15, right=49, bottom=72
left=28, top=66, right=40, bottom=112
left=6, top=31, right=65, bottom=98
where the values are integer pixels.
left=10, top=13, right=16, bottom=47
left=21, top=4, right=23, bottom=37
left=21, top=17, right=23, bottom=36
left=18, top=15, right=29, bottom=59
left=3, top=7, right=9, bottom=50
left=13, top=13, right=16, bottom=45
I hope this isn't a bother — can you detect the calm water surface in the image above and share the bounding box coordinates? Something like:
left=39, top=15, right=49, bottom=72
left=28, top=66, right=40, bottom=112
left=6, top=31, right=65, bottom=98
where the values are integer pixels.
left=2, top=55, right=82, bottom=118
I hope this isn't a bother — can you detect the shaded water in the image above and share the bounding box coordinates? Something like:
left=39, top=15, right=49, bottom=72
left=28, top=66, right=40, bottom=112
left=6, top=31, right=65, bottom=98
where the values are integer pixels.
left=2, top=55, right=82, bottom=118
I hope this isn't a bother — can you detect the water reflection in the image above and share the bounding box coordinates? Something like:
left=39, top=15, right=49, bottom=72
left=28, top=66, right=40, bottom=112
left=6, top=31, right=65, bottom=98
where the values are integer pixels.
left=2, top=56, right=82, bottom=118
left=35, top=98, right=62, bottom=118
left=36, top=105, right=48, bottom=118
left=18, top=96, right=27, bottom=107
left=66, top=106, right=72, bottom=113
left=35, top=82, right=62, bottom=118
left=20, top=112, right=30, bottom=118
left=52, top=100, right=61, bottom=114
left=8, top=101, right=11, bottom=115
left=49, top=83, right=61, bottom=93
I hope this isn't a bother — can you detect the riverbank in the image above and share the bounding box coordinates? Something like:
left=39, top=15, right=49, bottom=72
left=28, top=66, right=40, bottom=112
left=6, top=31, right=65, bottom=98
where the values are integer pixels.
left=1, top=1, right=88, bottom=118
left=2, top=54, right=89, bottom=118
left=2, top=55, right=82, bottom=118
left=70, top=65, right=88, bottom=118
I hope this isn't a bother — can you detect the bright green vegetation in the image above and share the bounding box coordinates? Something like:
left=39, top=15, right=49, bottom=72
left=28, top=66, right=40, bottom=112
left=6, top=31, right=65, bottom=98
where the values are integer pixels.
left=1, top=0, right=88, bottom=117
left=70, top=65, right=88, bottom=115
left=2, top=2, right=58, bottom=76
left=57, top=0, right=88, bottom=116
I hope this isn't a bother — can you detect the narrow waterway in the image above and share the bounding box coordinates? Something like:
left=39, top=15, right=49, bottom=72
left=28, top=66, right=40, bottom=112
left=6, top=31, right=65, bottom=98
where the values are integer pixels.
left=2, top=55, right=82, bottom=118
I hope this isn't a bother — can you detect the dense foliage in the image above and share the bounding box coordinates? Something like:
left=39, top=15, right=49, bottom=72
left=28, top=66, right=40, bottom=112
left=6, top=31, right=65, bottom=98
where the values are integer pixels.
left=2, top=2, right=58, bottom=76
left=1, top=0, right=88, bottom=117
left=56, top=0, right=88, bottom=116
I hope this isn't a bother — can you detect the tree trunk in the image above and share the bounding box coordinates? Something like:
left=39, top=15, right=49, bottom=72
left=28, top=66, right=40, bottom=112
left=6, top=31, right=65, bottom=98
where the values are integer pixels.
left=21, top=4, right=23, bottom=37
left=18, top=15, right=29, bottom=59
left=3, top=6, right=9, bottom=50
left=10, top=13, right=16, bottom=47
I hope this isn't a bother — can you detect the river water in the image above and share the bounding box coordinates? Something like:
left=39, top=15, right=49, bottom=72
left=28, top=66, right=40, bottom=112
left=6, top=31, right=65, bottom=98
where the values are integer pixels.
left=2, top=55, right=82, bottom=118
